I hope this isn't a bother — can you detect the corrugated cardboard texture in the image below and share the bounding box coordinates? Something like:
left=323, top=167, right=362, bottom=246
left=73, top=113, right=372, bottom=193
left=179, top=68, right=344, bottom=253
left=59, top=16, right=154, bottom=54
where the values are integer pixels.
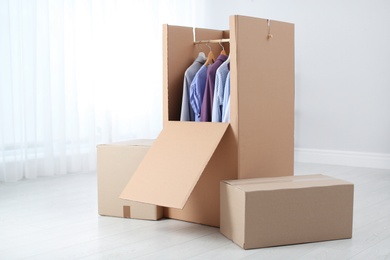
left=220, top=174, right=354, bottom=249
left=230, top=16, right=295, bottom=179
left=97, top=140, right=163, bottom=220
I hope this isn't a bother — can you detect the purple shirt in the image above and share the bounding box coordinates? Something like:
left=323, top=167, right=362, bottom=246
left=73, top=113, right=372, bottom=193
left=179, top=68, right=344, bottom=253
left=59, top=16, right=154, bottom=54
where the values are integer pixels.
left=200, top=54, right=228, bottom=122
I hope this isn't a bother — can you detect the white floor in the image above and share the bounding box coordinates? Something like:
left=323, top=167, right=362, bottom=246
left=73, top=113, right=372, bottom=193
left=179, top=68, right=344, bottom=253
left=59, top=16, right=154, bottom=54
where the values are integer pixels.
left=1, top=162, right=390, bottom=259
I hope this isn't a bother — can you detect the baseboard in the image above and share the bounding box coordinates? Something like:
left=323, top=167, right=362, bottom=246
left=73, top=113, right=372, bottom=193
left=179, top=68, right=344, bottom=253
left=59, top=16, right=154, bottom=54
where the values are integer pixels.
left=294, top=148, right=390, bottom=170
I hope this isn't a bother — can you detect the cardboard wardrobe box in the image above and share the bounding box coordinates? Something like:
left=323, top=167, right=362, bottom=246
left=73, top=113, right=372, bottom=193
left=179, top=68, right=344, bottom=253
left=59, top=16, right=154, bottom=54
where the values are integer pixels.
left=120, top=15, right=295, bottom=227
left=97, top=140, right=163, bottom=220
left=220, top=174, right=354, bottom=249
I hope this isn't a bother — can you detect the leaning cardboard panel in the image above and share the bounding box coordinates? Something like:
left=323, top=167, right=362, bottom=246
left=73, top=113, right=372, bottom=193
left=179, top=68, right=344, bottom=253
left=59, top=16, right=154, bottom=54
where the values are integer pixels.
left=97, top=140, right=163, bottom=220
left=220, top=175, right=354, bottom=249
left=120, top=15, right=295, bottom=227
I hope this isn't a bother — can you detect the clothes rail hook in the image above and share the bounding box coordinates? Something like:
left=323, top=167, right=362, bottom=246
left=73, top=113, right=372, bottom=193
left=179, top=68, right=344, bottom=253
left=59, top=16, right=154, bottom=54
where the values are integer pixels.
left=267, top=19, right=273, bottom=39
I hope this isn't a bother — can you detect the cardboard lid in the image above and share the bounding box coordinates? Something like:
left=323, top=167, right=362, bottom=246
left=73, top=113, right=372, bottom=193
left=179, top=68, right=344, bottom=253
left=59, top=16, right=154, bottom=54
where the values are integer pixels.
left=120, top=121, right=229, bottom=209
left=98, top=139, right=154, bottom=147
left=223, top=174, right=353, bottom=192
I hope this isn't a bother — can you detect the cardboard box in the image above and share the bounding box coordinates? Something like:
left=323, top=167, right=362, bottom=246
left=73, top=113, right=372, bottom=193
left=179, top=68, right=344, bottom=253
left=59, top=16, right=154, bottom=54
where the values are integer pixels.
left=220, top=174, right=354, bottom=249
left=120, top=15, right=295, bottom=227
left=97, top=140, right=163, bottom=220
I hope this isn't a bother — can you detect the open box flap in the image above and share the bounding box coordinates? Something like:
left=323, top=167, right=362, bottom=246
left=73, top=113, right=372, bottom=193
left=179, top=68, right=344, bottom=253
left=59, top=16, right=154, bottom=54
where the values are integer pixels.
left=120, top=121, right=229, bottom=209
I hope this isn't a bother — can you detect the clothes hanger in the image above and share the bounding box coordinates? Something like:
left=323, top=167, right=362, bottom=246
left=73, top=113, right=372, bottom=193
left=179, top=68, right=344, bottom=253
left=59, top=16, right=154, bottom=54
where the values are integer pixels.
left=197, top=41, right=206, bottom=59
left=219, top=40, right=227, bottom=56
left=204, top=41, right=215, bottom=66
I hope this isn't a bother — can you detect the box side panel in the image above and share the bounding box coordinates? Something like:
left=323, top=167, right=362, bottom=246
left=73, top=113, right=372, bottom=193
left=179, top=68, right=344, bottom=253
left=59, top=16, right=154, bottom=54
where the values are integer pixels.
left=220, top=181, right=246, bottom=247
left=163, top=25, right=195, bottom=123
left=228, top=16, right=239, bottom=153
left=244, top=184, right=354, bottom=249
left=231, top=15, right=295, bottom=179
left=97, top=143, right=162, bottom=220
left=164, top=126, right=237, bottom=227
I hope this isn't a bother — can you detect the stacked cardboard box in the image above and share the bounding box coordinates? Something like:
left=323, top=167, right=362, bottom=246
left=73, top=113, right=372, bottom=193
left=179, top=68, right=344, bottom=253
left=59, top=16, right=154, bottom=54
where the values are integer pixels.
left=97, top=140, right=163, bottom=220
left=220, top=174, right=354, bottom=249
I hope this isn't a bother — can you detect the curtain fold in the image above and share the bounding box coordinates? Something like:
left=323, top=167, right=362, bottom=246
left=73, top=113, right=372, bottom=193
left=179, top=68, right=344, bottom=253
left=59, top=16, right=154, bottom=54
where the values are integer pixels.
left=1, top=0, right=198, bottom=182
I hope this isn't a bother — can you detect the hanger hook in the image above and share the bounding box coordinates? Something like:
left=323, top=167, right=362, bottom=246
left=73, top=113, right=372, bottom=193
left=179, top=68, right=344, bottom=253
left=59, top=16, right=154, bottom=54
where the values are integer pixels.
left=219, top=40, right=225, bottom=52
left=197, top=40, right=204, bottom=51
left=206, top=41, right=212, bottom=52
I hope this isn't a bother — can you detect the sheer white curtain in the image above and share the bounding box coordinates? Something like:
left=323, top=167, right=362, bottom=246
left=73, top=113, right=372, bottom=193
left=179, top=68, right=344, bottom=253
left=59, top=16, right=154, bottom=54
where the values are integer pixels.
left=0, top=0, right=199, bottom=182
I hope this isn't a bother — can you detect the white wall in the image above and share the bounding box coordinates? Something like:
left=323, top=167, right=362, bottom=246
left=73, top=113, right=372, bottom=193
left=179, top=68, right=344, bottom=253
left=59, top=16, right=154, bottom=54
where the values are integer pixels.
left=158, top=0, right=390, bottom=168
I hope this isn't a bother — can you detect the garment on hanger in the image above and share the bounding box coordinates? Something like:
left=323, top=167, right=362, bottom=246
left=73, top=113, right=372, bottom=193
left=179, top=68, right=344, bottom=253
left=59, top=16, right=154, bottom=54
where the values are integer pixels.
left=189, top=64, right=208, bottom=122
left=222, top=71, right=231, bottom=122
left=204, top=45, right=215, bottom=66
left=200, top=54, right=228, bottom=122
left=180, top=53, right=206, bottom=121
left=211, top=58, right=230, bottom=122
left=222, top=96, right=230, bottom=122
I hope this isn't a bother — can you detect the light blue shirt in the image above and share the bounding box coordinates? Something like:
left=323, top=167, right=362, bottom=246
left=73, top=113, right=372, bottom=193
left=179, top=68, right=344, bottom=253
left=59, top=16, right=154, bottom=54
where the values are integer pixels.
left=180, top=53, right=206, bottom=121
left=222, top=96, right=230, bottom=122
left=211, top=58, right=230, bottom=122
left=222, top=71, right=230, bottom=122
left=190, top=65, right=207, bottom=122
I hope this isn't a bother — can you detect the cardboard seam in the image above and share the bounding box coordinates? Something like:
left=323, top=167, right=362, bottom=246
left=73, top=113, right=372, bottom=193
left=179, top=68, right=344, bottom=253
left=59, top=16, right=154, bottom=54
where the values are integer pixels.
left=233, top=15, right=242, bottom=179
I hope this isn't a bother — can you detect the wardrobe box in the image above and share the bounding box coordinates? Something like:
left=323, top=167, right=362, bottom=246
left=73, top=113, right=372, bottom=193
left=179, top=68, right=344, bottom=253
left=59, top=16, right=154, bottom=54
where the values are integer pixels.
left=120, top=15, right=295, bottom=227
left=97, top=140, right=163, bottom=220
left=220, top=174, right=354, bottom=249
